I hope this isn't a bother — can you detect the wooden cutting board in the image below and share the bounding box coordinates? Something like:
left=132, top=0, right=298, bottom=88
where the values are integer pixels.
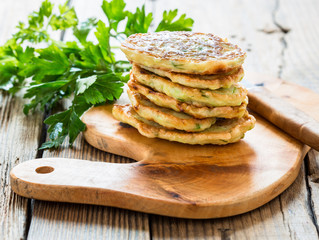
left=10, top=73, right=319, bottom=219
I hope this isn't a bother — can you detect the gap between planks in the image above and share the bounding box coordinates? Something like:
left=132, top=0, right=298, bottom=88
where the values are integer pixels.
left=23, top=0, right=73, bottom=238
left=273, top=0, right=319, bottom=235
left=16, top=0, right=319, bottom=239
left=26, top=1, right=153, bottom=240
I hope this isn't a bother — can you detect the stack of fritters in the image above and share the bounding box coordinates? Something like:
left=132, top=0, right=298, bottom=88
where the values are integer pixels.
left=113, top=31, right=256, bottom=145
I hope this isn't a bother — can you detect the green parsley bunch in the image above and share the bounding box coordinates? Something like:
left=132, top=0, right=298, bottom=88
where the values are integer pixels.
left=0, top=0, right=194, bottom=149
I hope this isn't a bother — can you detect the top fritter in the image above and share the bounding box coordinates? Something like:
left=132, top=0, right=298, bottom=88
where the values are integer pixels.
left=121, top=31, right=246, bottom=75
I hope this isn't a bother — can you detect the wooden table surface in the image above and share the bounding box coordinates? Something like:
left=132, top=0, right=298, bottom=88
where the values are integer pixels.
left=1, top=0, right=319, bottom=239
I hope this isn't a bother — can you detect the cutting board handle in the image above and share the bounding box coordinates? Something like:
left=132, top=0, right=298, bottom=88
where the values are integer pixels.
left=10, top=158, right=137, bottom=204
left=248, top=87, right=319, bottom=151
left=10, top=143, right=306, bottom=219
left=11, top=158, right=189, bottom=216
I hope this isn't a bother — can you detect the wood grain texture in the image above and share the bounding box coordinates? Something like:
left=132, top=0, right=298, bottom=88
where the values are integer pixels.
left=151, top=0, right=283, bottom=77
left=11, top=103, right=309, bottom=219
left=271, top=0, right=319, bottom=238
left=149, top=163, right=313, bottom=239
left=0, top=1, right=45, bottom=239
left=247, top=77, right=319, bottom=151
left=2, top=0, right=319, bottom=239
left=14, top=73, right=316, bottom=220
left=25, top=1, right=152, bottom=239
left=277, top=0, right=319, bottom=92
left=307, top=149, right=319, bottom=224
left=62, top=73, right=315, bottom=219
left=149, top=0, right=319, bottom=239
left=26, top=140, right=150, bottom=240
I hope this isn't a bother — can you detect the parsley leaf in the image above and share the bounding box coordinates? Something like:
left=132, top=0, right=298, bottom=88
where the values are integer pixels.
left=95, top=21, right=114, bottom=65
left=13, top=0, right=53, bottom=43
left=0, top=59, right=18, bottom=91
left=23, top=80, right=70, bottom=114
left=40, top=108, right=86, bottom=149
left=76, top=75, right=97, bottom=95
left=0, top=0, right=194, bottom=149
left=0, top=41, right=34, bottom=93
left=102, top=0, right=127, bottom=32
left=24, top=45, right=70, bottom=81
left=124, top=5, right=153, bottom=37
left=49, top=3, right=78, bottom=30
left=73, top=18, right=98, bottom=45
left=82, top=73, right=124, bottom=104
left=39, top=72, right=123, bottom=149
left=155, top=9, right=194, bottom=32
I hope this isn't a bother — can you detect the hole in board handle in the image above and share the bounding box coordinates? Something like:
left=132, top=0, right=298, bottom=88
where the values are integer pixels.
left=35, top=166, right=54, bottom=174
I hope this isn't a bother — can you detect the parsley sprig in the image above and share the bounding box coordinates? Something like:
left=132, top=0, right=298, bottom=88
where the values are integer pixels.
left=0, top=0, right=194, bottom=149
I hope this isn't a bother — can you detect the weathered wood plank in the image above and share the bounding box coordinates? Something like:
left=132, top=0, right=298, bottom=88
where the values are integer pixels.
left=26, top=139, right=151, bottom=240
left=0, top=1, right=45, bottom=239
left=151, top=0, right=283, bottom=77
left=3, top=0, right=319, bottom=239
left=150, top=163, right=313, bottom=239
left=27, top=1, right=152, bottom=239
left=149, top=0, right=319, bottom=239
left=275, top=0, right=319, bottom=238
left=276, top=0, right=319, bottom=92
left=307, top=150, right=319, bottom=225
left=27, top=138, right=150, bottom=240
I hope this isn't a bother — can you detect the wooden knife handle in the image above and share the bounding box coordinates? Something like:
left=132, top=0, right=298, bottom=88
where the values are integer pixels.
left=248, top=87, right=319, bottom=151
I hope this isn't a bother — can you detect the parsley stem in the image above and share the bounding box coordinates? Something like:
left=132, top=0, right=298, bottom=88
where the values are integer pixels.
left=1, top=0, right=194, bottom=149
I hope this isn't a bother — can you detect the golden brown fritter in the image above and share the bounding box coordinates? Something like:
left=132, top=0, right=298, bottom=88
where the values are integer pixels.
left=121, top=31, right=246, bottom=75
left=128, top=79, right=248, bottom=119
left=128, top=89, right=216, bottom=132
left=132, top=67, right=247, bottom=107
left=112, top=104, right=256, bottom=145
left=139, top=64, right=244, bottom=90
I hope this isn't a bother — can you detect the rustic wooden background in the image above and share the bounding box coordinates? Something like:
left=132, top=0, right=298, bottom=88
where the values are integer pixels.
left=1, top=0, right=319, bottom=239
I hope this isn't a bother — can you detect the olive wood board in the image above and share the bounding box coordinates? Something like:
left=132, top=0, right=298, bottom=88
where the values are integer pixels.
left=10, top=73, right=319, bottom=219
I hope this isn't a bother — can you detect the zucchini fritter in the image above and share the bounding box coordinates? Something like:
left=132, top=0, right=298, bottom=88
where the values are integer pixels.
left=128, top=89, right=216, bottom=132
left=132, top=68, right=247, bottom=107
left=128, top=80, right=247, bottom=119
left=116, top=31, right=255, bottom=145
left=121, top=31, right=246, bottom=75
left=112, top=104, right=256, bottom=145
left=138, top=64, right=244, bottom=90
